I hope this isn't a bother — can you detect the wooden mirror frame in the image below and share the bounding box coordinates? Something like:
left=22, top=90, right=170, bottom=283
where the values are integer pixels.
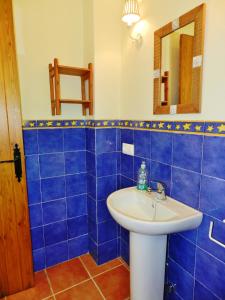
left=153, top=4, right=206, bottom=115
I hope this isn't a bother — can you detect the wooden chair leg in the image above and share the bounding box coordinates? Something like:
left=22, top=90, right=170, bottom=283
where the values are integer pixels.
left=81, top=77, right=87, bottom=116
left=54, top=58, right=61, bottom=115
left=88, top=63, right=94, bottom=115
left=49, top=64, right=55, bottom=115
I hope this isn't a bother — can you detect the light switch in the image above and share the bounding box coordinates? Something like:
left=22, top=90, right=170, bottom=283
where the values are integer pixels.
left=170, top=105, right=177, bottom=115
left=193, top=55, right=203, bottom=68
left=122, top=143, right=134, bottom=156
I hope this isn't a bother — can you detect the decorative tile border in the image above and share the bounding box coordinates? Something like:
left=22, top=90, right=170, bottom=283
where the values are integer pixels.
left=23, top=119, right=225, bottom=136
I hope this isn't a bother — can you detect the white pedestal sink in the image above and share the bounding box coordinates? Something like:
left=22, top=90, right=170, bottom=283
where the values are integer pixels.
left=107, top=187, right=203, bottom=300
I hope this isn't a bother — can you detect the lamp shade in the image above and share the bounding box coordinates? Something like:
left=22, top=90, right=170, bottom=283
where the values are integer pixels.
left=122, top=0, right=141, bottom=26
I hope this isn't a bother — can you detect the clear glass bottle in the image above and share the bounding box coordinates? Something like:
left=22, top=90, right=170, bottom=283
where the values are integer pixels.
left=137, top=161, right=148, bottom=191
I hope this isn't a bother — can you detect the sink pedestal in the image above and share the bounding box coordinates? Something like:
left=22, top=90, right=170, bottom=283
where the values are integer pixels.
left=130, top=232, right=167, bottom=300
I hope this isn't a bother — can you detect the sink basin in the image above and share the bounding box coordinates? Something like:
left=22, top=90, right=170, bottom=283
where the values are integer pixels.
left=107, top=187, right=202, bottom=235
left=107, top=187, right=203, bottom=300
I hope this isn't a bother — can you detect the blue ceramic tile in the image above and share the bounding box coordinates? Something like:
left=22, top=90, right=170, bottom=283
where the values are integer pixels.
left=41, top=176, right=65, bottom=202
left=23, top=130, right=38, bottom=155
left=151, top=132, right=172, bottom=164
left=27, top=180, right=41, bottom=205
left=97, top=175, right=117, bottom=200
left=29, top=204, right=42, bottom=228
left=39, top=153, right=64, bottom=178
left=97, top=200, right=112, bottom=223
left=65, top=151, right=86, bottom=175
left=96, top=129, right=117, bottom=154
left=196, top=247, right=225, bottom=299
left=121, top=227, right=129, bottom=244
left=151, top=161, right=171, bottom=195
left=87, top=195, right=96, bottom=221
left=164, top=292, right=182, bottom=300
left=43, top=199, right=66, bottom=224
left=116, top=129, right=121, bottom=151
left=44, top=221, right=67, bottom=246
left=64, top=128, right=86, bottom=151
left=121, top=239, right=129, bottom=265
left=197, top=215, right=225, bottom=264
left=121, top=129, right=134, bottom=144
left=194, top=281, right=220, bottom=300
left=173, top=134, right=203, bottom=173
left=86, top=128, right=95, bottom=153
left=68, top=234, right=88, bottom=259
left=121, top=154, right=134, bottom=180
left=86, top=151, right=96, bottom=176
left=120, top=176, right=135, bottom=189
left=168, top=259, right=194, bottom=300
left=38, top=129, right=63, bottom=154
left=98, top=220, right=118, bottom=243
left=33, top=248, right=45, bottom=271
left=31, top=227, right=44, bottom=250
left=25, top=155, right=40, bottom=181
left=46, top=241, right=68, bottom=267
left=68, top=215, right=88, bottom=238
left=87, top=174, right=96, bottom=200
left=203, top=136, right=225, bottom=180
left=134, top=130, right=151, bottom=159
left=171, top=167, right=201, bottom=208
left=88, top=218, right=97, bottom=242
left=117, top=174, right=121, bottom=190
left=200, top=176, right=225, bottom=220
left=97, top=152, right=118, bottom=177
left=67, top=194, right=87, bottom=218
left=134, top=157, right=150, bottom=182
left=179, top=230, right=197, bottom=244
left=66, top=173, right=87, bottom=197
left=98, top=239, right=118, bottom=264
left=169, top=234, right=196, bottom=275
left=89, top=237, right=98, bottom=262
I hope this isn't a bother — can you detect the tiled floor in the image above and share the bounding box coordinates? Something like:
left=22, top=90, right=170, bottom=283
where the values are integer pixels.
left=3, top=254, right=130, bottom=300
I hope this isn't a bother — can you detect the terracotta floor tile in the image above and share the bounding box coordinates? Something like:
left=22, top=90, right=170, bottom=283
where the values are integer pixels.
left=94, top=265, right=130, bottom=300
left=80, top=254, right=122, bottom=277
left=55, top=280, right=103, bottom=300
left=6, top=271, right=52, bottom=300
left=47, top=258, right=89, bottom=293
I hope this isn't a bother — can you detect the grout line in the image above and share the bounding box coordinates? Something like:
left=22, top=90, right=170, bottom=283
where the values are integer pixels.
left=44, top=269, right=56, bottom=300
left=53, top=278, right=91, bottom=297
left=79, top=257, right=105, bottom=300
left=92, top=263, right=125, bottom=279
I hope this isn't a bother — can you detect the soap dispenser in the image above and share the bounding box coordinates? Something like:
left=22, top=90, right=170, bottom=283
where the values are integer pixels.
left=137, top=161, right=148, bottom=191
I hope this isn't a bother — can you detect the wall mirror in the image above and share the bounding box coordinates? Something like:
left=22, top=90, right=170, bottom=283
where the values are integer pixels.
left=153, top=4, right=206, bottom=115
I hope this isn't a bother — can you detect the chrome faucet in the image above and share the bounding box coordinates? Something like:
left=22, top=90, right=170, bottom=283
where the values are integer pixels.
left=147, top=181, right=167, bottom=201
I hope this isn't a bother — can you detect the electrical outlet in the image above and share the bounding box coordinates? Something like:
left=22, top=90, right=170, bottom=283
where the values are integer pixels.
left=122, top=143, right=134, bottom=156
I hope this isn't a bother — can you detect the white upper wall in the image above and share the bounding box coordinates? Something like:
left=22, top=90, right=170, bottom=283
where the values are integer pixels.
left=92, top=0, right=123, bottom=119
left=13, top=0, right=123, bottom=120
left=13, top=0, right=87, bottom=120
left=121, top=0, right=225, bottom=120
left=13, top=0, right=225, bottom=121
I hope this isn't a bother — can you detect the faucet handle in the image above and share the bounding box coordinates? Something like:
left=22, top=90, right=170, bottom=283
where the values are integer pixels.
left=157, top=182, right=166, bottom=193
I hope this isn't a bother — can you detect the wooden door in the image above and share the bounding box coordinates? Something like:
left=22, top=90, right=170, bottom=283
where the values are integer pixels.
left=179, top=34, right=194, bottom=104
left=0, top=0, right=34, bottom=297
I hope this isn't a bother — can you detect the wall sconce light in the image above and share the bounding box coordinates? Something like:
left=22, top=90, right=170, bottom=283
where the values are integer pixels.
left=122, top=0, right=141, bottom=27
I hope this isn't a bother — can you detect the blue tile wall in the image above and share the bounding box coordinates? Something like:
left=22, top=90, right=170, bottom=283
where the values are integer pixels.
left=86, top=128, right=120, bottom=265
left=24, top=122, right=225, bottom=299
left=119, top=129, right=225, bottom=299
left=23, top=128, right=88, bottom=271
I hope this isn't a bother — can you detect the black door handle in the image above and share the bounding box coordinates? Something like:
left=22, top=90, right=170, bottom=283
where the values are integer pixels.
left=0, top=144, right=22, bottom=182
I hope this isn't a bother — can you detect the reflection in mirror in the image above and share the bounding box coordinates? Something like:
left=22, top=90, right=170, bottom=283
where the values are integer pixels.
left=161, top=22, right=195, bottom=106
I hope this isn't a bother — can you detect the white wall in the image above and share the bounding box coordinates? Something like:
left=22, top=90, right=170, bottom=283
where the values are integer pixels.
left=13, top=0, right=225, bottom=121
left=92, top=0, right=123, bottom=119
left=121, top=0, right=225, bottom=121
left=13, top=0, right=87, bottom=120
